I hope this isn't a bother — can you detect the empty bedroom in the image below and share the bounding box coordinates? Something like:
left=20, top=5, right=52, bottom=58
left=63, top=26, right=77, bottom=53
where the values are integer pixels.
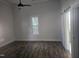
left=0, top=0, right=79, bottom=58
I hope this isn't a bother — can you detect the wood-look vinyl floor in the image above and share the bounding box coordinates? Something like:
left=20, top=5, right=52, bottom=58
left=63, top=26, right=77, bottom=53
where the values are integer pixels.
left=0, top=41, right=70, bottom=58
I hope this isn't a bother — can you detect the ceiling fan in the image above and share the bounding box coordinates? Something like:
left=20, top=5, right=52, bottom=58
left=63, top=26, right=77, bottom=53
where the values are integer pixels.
left=18, top=0, right=32, bottom=7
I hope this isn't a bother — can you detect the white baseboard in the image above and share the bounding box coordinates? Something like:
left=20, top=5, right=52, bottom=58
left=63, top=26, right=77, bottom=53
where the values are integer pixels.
left=0, top=39, right=61, bottom=48
left=16, top=39, right=61, bottom=41
left=0, top=40, right=14, bottom=48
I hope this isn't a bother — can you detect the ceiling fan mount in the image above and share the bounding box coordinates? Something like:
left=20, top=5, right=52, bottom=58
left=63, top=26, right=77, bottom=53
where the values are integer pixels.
left=18, top=0, right=32, bottom=7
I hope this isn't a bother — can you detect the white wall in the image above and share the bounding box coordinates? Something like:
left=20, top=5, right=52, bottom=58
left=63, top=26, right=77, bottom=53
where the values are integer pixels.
left=61, top=0, right=75, bottom=55
left=61, top=0, right=79, bottom=57
left=0, top=0, right=15, bottom=47
left=61, top=0, right=75, bottom=13
left=61, top=0, right=79, bottom=13
left=14, top=0, right=61, bottom=41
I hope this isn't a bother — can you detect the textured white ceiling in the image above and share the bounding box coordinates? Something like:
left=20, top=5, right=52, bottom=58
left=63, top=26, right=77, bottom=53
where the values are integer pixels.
left=7, top=0, right=48, bottom=4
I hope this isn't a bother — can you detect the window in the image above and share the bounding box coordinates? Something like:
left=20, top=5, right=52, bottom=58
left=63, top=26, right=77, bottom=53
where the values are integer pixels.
left=66, top=11, right=71, bottom=54
left=32, top=17, right=39, bottom=35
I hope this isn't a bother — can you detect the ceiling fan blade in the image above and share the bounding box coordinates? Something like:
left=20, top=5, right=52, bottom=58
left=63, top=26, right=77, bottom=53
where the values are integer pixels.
left=18, top=0, right=32, bottom=7
left=23, top=4, right=32, bottom=6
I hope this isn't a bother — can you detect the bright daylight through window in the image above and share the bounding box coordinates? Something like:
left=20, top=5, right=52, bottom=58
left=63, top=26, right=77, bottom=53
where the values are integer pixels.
left=32, top=17, right=39, bottom=35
